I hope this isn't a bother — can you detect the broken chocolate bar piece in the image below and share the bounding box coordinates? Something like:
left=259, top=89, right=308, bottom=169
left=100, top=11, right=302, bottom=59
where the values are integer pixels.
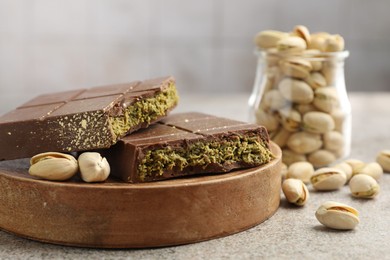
left=103, top=112, right=274, bottom=183
left=0, top=76, right=179, bottom=160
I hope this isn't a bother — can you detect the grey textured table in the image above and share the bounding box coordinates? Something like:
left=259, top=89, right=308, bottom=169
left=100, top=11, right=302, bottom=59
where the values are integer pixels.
left=1, top=92, right=389, bottom=259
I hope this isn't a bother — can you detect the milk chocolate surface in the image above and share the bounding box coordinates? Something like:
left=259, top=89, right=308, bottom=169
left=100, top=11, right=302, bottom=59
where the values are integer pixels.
left=0, top=76, right=178, bottom=160
left=104, top=112, right=273, bottom=183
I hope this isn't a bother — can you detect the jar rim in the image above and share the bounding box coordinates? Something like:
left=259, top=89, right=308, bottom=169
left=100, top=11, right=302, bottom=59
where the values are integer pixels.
left=254, top=49, right=350, bottom=60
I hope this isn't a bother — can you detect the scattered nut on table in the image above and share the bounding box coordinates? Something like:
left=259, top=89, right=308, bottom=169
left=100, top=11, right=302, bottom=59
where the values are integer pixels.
left=78, top=152, right=111, bottom=183
left=282, top=178, right=309, bottom=206
left=315, top=201, right=359, bottom=230
left=286, top=161, right=314, bottom=184
left=333, top=162, right=353, bottom=182
left=310, top=167, right=346, bottom=190
left=344, top=159, right=365, bottom=175
left=349, top=174, right=380, bottom=199
left=376, top=150, right=390, bottom=172
left=356, top=162, right=383, bottom=181
left=29, top=152, right=78, bottom=181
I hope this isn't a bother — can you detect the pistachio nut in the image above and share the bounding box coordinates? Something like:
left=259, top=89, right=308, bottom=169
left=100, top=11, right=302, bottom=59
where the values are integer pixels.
left=325, top=34, right=345, bottom=52
left=255, top=109, right=279, bottom=132
left=349, top=174, right=380, bottom=199
left=286, top=161, right=314, bottom=184
left=308, top=150, right=337, bottom=168
left=315, top=201, right=359, bottom=230
left=330, top=109, right=347, bottom=132
left=344, top=159, right=365, bottom=175
left=281, top=162, right=288, bottom=180
left=29, top=152, right=78, bottom=181
left=78, top=152, right=111, bottom=183
left=279, top=57, right=312, bottom=79
left=321, top=63, right=337, bottom=85
left=278, top=78, right=314, bottom=104
left=356, top=162, right=383, bottom=181
left=262, top=89, right=289, bottom=111
left=333, top=162, right=353, bottom=182
left=287, top=132, right=323, bottom=154
left=254, top=30, right=289, bottom=49
left=282, top=148, right=307, bottom=166
left=292, top=25, right=311, bottom=45
left=311, top=167, right=347, bottom=190
left=313, top=87, right=339, bottom=113
left=277, top=36, right=307, bottom=53
left=308, top=32, right=330, bottom=52
left=272, top=127, right=291, bottom=148
left=376, top=150, right=390, bottom=172
left=278, top=108, right=302, bottom=132
left=323, top=131, right=344, bottom=152
left=282, top=178, right=309, bottom=206
left=303, top=49, right=322, bottom=71
left=303, top=111, right=335, bottom=134
left=305, top=72, right=327, bottom=89
left=265, top=48, right=281, bottom=67
left=295, top=103, right=318, bottom=115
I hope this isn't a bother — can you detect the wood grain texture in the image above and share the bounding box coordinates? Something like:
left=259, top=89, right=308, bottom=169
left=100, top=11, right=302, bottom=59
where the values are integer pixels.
left=0, top=143, right=281, bottom=248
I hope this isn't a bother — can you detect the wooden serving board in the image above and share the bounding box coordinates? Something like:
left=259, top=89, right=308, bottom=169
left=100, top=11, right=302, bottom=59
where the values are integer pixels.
left=0, top=142, right=281, bottom=248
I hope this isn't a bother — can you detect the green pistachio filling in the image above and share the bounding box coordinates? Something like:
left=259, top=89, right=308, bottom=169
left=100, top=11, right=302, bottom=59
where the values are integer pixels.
left=109, top=83, right=178, bottom=139
left=138, top=135, right=274, bottom=180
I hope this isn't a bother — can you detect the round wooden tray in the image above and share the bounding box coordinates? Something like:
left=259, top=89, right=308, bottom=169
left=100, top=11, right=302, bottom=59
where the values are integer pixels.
left=0, top=142, right=281, bottom=248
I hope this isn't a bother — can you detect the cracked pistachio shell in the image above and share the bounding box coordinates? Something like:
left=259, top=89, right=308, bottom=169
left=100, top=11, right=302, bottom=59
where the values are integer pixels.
left=255, top=109, right=279, bottom=132
left=277, top=36, right=307, bottom=53
left=29, top=152, right=78, bottom=181
left=349, top=174, right=380, bottom=199
left=287, top=161, right=314, bottom=184
left=287, top=132, right=323, bottom=154
left=278, top=78, right=314, bottom=104
left=282, top=149, right=307, bottom=166
left=311, top=167, right=347, bottom=190
left=254, top=30, right=289, bottom=49
left=272, top=127, right=291, bottom=148
left=313, top=87, right=340, bottom=113
left=282, top=178, right=309, bottom=206
left=278, top=108, right=301, bottom=132
left=376, top=150, right=390, bottom=172
left=308, top=32, right=330, bottom=52
left=292, top=25, right=311, bottom=45
left=78, top=152, right=111, bottom=183
left=333, top=162, right=353, bottom=182
left=305, top=72, right=327, bottom=89
left=279, top=57, right=312, bottom=79
left=303, top=111, right=335, bottom=134
left=356, top=162, right=383, bottom=181
left=262, top=89, right=289, bottom=111
left=308, top=150, right=337, bottom=168
left=345, top=159, right=366, bottom=175
left=315, top=201, right=359, bottom=230
left=325, top=34, right=345, bottom=52
left=323, top=131, right=344, bottom=152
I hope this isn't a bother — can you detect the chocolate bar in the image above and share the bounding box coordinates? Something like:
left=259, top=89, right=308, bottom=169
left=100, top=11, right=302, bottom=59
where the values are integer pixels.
left=0, top=76, right=179, bottom=160
left=103, top=112, right=274, bottom=183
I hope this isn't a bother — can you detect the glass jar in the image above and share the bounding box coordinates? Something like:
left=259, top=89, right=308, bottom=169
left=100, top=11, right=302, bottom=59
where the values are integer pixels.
left=248, top=49, right=351, bottom=167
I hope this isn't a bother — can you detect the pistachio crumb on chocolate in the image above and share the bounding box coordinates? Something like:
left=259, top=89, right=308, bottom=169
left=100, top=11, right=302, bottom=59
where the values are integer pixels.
left=138, top=135, right=273, bottom=181
left=109, top=82, right=179, bottom=139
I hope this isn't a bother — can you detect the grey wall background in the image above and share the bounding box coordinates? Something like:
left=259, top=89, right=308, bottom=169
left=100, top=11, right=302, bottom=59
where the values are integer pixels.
left=1, top=0, right=390, bottom=114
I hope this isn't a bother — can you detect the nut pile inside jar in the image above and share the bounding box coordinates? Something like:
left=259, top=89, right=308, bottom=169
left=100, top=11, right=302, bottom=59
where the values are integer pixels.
left=251, top=25, right=351, bottom=167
